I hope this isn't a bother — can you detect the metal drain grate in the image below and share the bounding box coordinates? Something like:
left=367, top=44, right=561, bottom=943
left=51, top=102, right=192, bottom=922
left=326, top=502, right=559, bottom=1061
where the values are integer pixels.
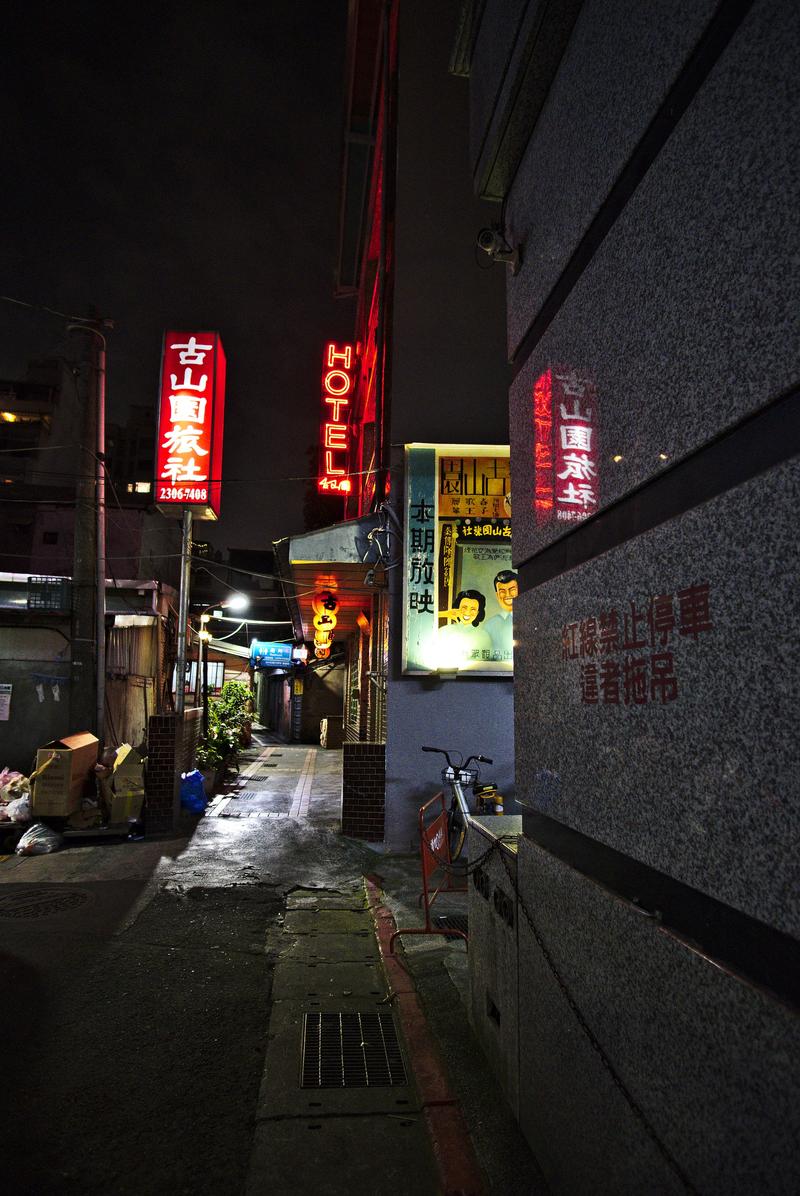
left=0, top=889, right=91, bottom=919
left=301, top=1011, right=406, bottom=1088
left=435, top=914, right=469, bottom=935
left=234, top=791, right=260, bottom=800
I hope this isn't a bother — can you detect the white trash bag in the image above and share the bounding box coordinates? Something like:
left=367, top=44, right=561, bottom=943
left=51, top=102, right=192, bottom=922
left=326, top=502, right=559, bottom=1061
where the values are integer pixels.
left=5, top=793, right=32, bottom=822
left=15, top=822, right=63, bottom=855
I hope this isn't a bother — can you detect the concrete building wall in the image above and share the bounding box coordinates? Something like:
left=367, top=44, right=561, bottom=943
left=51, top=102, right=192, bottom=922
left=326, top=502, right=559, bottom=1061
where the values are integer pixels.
left=466, top=0, right=800, bottom=1190
left=383, top=0, right=512, bottom=850
left=0, top=625, right=73, bottom=772
left=299, top=663, right=345, bottom=744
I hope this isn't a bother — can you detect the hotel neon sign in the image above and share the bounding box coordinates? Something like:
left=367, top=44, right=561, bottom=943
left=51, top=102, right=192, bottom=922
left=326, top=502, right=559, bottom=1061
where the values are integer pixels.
left=318, top=341, right=354, bottom=495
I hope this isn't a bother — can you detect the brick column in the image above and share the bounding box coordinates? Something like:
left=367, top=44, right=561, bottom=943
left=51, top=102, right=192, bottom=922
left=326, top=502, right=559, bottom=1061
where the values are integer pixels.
left=145, top=714, right=179, bottom=832
left=180, top=708, right=202, bottom=773
left=145, top=708, right=201, bottom=833
left=341, top=741, right=385, bottom=841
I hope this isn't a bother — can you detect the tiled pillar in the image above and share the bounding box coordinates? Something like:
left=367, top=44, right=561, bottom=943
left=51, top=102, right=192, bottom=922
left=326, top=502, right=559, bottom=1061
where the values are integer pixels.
left=341, top=741, right=385, bottom=841
left=145, top=708, right=201, bottom=833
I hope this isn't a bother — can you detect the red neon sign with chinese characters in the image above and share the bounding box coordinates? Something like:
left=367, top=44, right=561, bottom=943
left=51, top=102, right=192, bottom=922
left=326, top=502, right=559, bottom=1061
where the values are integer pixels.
left=155, top=330, right=226, bottom=519
left=318, top=342, right=354, bottom=495
left=533, top=365, right=598, bottom=526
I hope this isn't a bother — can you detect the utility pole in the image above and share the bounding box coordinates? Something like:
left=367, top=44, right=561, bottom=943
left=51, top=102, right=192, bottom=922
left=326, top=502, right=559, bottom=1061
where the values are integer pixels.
left=68, top=315, right=111, bottom=743
left=174, top=509, right=193, bottom=715
left=93, top=329, right=107, bottom=744
left=69, top=326, right=98, bottom=735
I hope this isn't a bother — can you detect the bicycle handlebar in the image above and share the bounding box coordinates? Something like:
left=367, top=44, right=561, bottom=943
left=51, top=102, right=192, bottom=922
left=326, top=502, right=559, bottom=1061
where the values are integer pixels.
left=421, top=745, right=456, bottom=768
left=421, top=746, right=493, bottom=769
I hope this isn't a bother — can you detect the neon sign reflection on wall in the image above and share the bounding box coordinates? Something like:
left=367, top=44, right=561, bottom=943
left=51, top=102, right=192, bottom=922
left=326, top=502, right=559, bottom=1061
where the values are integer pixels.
left=533, top=366, right=599, bottom=526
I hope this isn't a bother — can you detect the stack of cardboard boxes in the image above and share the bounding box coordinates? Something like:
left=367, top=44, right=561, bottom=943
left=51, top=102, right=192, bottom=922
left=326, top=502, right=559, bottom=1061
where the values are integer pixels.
left=30, top=734, right=146, bottom=831
left=32, top=733, right=100, bottom=819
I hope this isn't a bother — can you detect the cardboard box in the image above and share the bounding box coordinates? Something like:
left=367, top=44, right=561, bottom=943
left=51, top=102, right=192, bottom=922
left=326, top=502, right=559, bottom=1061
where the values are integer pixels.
left=113, top=744, right=145, bottom=787
left=32, top=733, right=99, bottom=817
left=107, top=788, right=144, bottom=826
left=66, top=804, right=105, bottom=831
left=108, top=745, right=145, bottom=825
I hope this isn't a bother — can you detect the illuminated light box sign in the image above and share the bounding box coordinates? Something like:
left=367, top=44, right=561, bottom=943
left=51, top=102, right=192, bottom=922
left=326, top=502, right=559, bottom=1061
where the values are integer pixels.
left=403, top=445, right=515, bottom=677
left=250, top=641, right=293, bottom=668
left=155, top=330, right=226, bottom=520
left=533, top=366, right=598, bottom=526
left=317, top=342, right=354, bottom=495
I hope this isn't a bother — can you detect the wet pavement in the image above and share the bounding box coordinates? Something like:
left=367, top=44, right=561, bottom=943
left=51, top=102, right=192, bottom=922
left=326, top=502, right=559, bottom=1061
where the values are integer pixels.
left=0, top=730, right=542, bottom=1195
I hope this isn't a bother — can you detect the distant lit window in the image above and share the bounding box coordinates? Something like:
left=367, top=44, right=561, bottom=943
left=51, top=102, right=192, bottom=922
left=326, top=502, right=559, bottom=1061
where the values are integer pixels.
left=134, top=481, right=151, bottom=494
left=1, top=411, right=46, bottom=423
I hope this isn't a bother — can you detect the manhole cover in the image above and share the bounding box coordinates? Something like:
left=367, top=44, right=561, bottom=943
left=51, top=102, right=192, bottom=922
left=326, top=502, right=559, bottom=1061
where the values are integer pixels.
left=0, top=889, right=91, bottom=919
left=435, top=914, right=469, bottom=935
left=301, top=1011, right=406, bottom=1088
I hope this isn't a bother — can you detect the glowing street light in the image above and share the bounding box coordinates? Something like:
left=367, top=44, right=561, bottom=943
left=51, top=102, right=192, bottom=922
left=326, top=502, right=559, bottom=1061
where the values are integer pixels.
left=226, top=592, right=249, bottom=613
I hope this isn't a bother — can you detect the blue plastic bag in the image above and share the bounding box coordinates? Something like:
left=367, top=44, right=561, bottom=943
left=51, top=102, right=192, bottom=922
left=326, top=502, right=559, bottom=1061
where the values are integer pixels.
left=180, top=769, right=208, bottom=814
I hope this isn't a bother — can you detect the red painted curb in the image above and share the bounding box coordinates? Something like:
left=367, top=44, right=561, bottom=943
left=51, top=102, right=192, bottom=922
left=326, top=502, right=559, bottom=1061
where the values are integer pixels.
left=365, top=877, right=487, bottom=1196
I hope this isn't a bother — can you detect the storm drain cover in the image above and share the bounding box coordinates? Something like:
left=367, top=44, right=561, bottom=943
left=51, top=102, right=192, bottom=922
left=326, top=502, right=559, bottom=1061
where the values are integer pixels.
left=301, top=1011, right=406, bottom=1088
left=0, top=889, right=91, bottom=919
left=435, top=914, right=469, bottom=935
left=234, top=791, right=261, bottom=800
left=220, top=810, right=289, bottom=819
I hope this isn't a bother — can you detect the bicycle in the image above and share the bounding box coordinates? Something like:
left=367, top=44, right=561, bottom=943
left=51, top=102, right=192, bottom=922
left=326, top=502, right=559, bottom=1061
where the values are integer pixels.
left=421, top=745, right=504, bottom=862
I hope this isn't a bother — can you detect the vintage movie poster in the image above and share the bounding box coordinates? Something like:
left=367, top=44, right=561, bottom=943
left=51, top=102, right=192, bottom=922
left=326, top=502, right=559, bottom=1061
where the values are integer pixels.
left=403, top=445, right=515, bottom=676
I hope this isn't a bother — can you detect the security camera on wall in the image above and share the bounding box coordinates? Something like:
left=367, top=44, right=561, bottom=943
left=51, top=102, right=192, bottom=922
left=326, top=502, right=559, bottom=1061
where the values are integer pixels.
left=476, top=224, right=521, bottom=274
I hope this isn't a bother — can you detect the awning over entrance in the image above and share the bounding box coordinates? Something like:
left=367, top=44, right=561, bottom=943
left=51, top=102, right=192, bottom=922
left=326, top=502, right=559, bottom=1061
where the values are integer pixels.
left=274, top=514, right=378, bottom=644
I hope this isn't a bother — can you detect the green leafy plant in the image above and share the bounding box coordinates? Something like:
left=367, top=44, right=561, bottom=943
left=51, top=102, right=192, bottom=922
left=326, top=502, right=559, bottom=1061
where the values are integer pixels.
left=217, top=680, right=251, bottom=724
left=196, top=695, right=243, bottom=772
left=195, top=735, right=225, bottom=772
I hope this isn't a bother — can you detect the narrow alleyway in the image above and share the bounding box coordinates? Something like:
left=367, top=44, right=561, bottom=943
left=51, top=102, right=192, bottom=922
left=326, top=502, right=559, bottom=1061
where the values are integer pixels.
left=1, top=731, right=541, bottom=1195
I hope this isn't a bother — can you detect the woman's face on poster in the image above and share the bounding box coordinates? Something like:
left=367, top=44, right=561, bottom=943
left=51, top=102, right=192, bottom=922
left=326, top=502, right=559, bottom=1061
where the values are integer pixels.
left=458, top=597, right=481, bottom=625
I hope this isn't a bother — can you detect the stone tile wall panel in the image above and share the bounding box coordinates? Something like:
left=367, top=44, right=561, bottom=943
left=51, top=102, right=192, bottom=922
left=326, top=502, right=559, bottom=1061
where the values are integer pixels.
left=516, top=837, right=800, bottom=1195
left=513, top=459, right=800, bottom=935
left=509, top=0, right=800, bottom=564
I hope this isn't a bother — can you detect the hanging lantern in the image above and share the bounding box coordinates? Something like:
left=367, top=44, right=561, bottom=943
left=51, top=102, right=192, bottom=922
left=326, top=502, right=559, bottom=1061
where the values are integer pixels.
left=312, top=590, right=338, bottom=615
left=315, top=645, right=331, bottom=659
left=314, top=628, right=332, bottom=648
left=313, top=611, right=336, bottom=632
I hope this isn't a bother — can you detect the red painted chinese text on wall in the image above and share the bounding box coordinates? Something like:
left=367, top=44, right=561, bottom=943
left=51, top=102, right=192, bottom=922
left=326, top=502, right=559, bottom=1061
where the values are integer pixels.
left=562, top=581, right=713, bottom=706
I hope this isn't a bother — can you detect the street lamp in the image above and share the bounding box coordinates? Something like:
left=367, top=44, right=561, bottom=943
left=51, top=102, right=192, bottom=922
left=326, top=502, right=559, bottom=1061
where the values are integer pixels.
left=225, top=592, right=249, bottom=613
left=194, top=593, right=250, bottom=734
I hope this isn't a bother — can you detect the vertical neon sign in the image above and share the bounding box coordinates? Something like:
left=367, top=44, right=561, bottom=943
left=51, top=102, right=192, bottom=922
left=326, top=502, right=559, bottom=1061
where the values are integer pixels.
left=155, top=331, right=226, bottom=519
left=318, top=342, right=354, bottom=494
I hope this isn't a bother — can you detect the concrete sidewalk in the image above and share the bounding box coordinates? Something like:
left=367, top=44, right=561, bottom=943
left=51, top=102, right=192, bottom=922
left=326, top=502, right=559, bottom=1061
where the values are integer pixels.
left=0, top=732, right=542, bottom=1194
left=223, top=735, right=543, bottom=1196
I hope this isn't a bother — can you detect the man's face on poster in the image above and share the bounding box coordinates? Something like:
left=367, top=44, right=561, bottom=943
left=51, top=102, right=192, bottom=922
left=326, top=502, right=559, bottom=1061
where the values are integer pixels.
left=495, top=579, right=518, bottom=612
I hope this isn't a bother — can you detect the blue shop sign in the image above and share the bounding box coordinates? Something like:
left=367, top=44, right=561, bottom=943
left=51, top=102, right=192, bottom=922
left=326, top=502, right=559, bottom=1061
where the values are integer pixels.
left=250, top=641, right=293, bottom=668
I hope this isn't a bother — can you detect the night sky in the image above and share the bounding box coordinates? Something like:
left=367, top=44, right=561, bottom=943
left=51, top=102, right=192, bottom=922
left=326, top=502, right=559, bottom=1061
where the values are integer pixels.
left=2, top=0, right=354, bottom=550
